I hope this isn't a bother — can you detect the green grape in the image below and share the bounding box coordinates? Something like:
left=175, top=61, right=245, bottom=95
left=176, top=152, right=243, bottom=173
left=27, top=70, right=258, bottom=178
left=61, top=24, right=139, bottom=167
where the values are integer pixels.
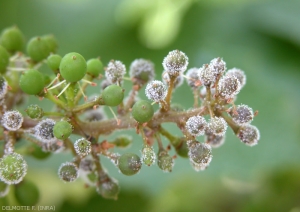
left=97, top=178, right=120, bottom=200
left=26, top=104, right=44, bottom=119
left=26, top=36, right=51, bottom=62
left=58, top=162, right=78, bottom=182
left=102, top=84, right=124, bottom=107
left=59, top=52, right=87, bottom=82
left=0, top=45, right=9, bottom=74
left=19, top=69, right=45, bottom=95
left=131, top=100, right=154, bottom=123
left=42, top=34, right=58, bottom=53
left=53, top=120, right=73, bottom=140
left=27, top=143, right=51, bottom=160
left=0, top=26, right=24, bottom=52
left=141, top=145, right=156, bottom=166
left=87, top=58, right=103, bottom=77
left=14, top=180, right=39, bottom=206
left=47, top=54, right=62, bottom=71
left=157, top=150, right=173, bottom=172
left=118, top=153, right=142, bottom=176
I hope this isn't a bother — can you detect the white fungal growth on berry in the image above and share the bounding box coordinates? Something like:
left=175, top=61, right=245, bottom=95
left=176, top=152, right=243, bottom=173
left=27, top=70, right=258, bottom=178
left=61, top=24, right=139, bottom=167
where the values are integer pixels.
left=187, top=140, right=212, bottom=171
left=185, top=115, right=207, bottom=136
left=58, top=162, right=79, bottom=182
left=209, top=57, right=226, bottom=75
left=34, top=118, right=56, bottom=142
left=229, top=104, right=254, bottom=125
left=105, top=60, right=126, bottom=84
left=141, top=146, right=156, bottom=166
left=0, top=77, right=8, bottom=99
left=74, top=138, right=92, bottom=157
left=218, top=75, right=241, bottom=99
left=226, top=68, right=246, bottom=89
left=207, top=117, right=228, bottom=136
left=2, top=110, right=23, bottom=131
left=198, top=64, right=217, bottom=86
left=129, top=59, right=155, bottom=82
left=162, top=50, right=189, bottom=76
left=145, top=80, right=167, bottom=102
left=0, top=152, right=28, bottom=184
left=237, top=125, right=260, bottom=146
left=162, top=71, right=184, bottom=89
left=205, top=131, right=225, bottom=148
left=186, top=67, right=201, bottom=88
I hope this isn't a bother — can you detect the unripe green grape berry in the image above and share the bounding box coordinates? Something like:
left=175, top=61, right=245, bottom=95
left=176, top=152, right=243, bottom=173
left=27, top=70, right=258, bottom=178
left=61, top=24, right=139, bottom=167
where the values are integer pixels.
left=87, top=58, right=103, bottom=77
left=53, top=120, right=73, bottom=140
left=102, top=84, right=124, bottom=106
left=19, top=69, right=45, bottom=95
left=131, top=100, right=154, bottom=123
left=0, top=45, right=9, bottom=74
left=47, top=54, right=62, bottom=71
left=2, top=110, right=23, bottom=131
left=174, top=138, right=189, bottom=158
left=162, top=50, right=189, bottom=76
left=237, top=124, right=260, bottom=146
left=0, top=180, right=9, bottom=197
left=157, top=150, right=174, bottom=172
left=118, top=153, right=142, bottom=176
left=26, top=104, right=44, bottom=119
left=34, top=118, right=56, bottom=142
left=141, top=145, right=156, bottom=166
left=0, top=152, right=28, bottom=184
left=42, top=34, right=58, bottom=53
left=60, top=52, right=87, bottom=82
left=111, top=135, right=132, bottom=148
left=14, top=180, right=40, bottom=206
left=187, top=140, right=212, bottom=171
left=0, top=76, right=8, bottom=99
left=27, top=143, right=51, bottom=160
left=0, top=26, right=24, bottom=52
left=74, top=138, right=91, bottom=157
left=97, top=178, right=120, bottom=200
left=26, top=36, right=51, bottom=62
left=58, top=162, right=79, bottom=182
left=129, top=59, right=155, bottom=85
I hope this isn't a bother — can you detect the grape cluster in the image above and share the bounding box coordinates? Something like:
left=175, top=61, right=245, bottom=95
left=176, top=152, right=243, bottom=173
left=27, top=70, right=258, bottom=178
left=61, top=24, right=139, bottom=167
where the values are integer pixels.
left=0, top=25, right=260, bottom=201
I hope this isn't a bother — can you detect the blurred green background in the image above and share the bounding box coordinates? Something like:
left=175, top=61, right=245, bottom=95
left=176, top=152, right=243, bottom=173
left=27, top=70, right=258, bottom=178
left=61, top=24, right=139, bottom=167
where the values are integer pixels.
left=1, top=0, right=300, bottom=211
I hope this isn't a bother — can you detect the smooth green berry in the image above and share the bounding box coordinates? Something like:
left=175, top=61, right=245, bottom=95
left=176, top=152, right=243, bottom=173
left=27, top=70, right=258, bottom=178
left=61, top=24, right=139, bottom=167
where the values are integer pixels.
left=42, top=34, right=58, bottom=53
left=174, top=138, right=189, bottom=158
left=14, top=180, right=40, bottom=206
left=26, top=104, right=44, bottom=119
left=87, top=58, right=103, bottom=77
left=74, top=138, right=91, bottom=157
left=26, top=36, right=51, bottom=62
left=27, top=143, right=51, bottom=160
left=141, top=145, right=156, bottom=166
left=131, top=100, right=154, bottom=123
left=0, top=26, right=24, bottom=52
left=157, top=150, right=173, bottom=172
left=53, top=120, right=73, bottom=140
left=97, top=178, right=120, bottom=200
left=0, top=45, right=9, bottom=74
left=102, top=84, right=124, bottom=106
left=0, top=152, right=28, bottom=184
left=47, top=54, right=62, bottom=71
left=19, top=69, right=44, bottom=95
left=118, top=153, right=141, bottom=176
left=58, top=162, right=78, bottom=182
left=59, top=52, right=87, bottom=82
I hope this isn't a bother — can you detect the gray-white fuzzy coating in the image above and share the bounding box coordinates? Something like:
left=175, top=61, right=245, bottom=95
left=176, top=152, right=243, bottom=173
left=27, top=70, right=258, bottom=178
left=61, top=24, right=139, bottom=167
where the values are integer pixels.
left=186, top=115, right=207, bottom=136
left=34, top=118, right=56, bottom=142
left=162, top=50, right=189, bottom=76
left=186, top=67, right=201, bottom=88
left=0, top=77, right=8, bottom=99
left=129, top=59, right=155, bottom=82
left=105, top=60, right=126, bottom=84
left=162, top=71, right=184, bottom=89
left=205, top=131, right=225, bottom=148
left=2, top=110, right=23, bottom=131
left=218, top=75, right=241, bottom=99
left=74, top=138, right=92, bottom=157
left=145, top=80, right=167, bottom=102
left=207, top=117, right=228, bottom=136
left=198, top=64, right=217, bottom=86
left=141, top=146, right=156, bottom=166
left=230, top=104, right=253, bottom=125
left=187, top=140, right=212, bottom=171
left=226, top=68, right=246, bottom=88
left=58, top=162, right=79, bottom=182
left=237, top=125, right=260, bottom=146
left=209, top=57, right=226, bottom=75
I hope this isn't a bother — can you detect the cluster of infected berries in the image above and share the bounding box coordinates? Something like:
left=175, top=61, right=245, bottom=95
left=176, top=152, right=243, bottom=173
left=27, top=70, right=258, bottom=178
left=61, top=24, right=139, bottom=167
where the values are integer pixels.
left=0, top=25, right=260, bottom=201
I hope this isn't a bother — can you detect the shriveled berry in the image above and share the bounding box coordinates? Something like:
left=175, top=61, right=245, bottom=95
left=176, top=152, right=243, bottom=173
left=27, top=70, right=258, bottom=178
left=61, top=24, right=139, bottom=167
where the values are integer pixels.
left=87, top=58, right=103, bottom=77
left=2, top=110, right=23, bottom=131
left=0, top=152, right=28, bottom=184
left=58, top=162, right=79, bottom=182
left=14, top=180, right=39, bottom=206
left=102, top=84, right=124, bottom=106
left=47, top=54, right=62, bottom=71
left=229, top=104, right=253, bottom=125
left=118, top=153, right=142, bottom=176
left=129, top=59, right=155, bottom=85
left=145, top=80, right=167, bottom=102
left=185, top=115, right=207, bottom=136
left=53, top=120, right=73, bottom=140
left=157, top=150, right=174, bottom=172
left=162, top=50, right=189, bottom=76
left=74, top=138, right=91, bottom=157
left=105, top=60, right=126, bottom=84
left=131, top=100, right=154, bottom=123
left=237, top=125, right=260, bottom=146
left=19, top=69, right=45, bottom=95
left=187, top=140, right=212, bottom=171
left=0, top=76, right=8, bottom=99
left=26, top=36, right=51, bottom=62
left=209, top=57, right=226, bottom=75
left=26, top=104, right=43, bottom=119
left=34, top=118, right=56, bottom=142
left=0, top=180, right=9, bottom=197
left=226, top=68, right=246, bottom=88
left=59, top=52, right=87, bottom=82
left=0, top=26, right=24, bottom=52
left=207, top=117, right=227, bottom=136
left=186, top=67, right=201, bottom=88
left=162, top=71, right=183, bottom=89
left=218, top=75, right=241, bottom=99
left=141, top=145, right=156, bottom=166
left=0, top=45, right=9, bottom=74
left=97, top=177, right=120, bottom=200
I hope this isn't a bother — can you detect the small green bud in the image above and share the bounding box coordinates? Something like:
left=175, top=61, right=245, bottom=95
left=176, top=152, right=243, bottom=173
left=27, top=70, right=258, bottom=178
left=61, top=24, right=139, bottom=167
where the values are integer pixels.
left=26, top=36, right=51, bottom=62
left=19, top=69, right=45, bottom=95
left=42, top=34, right=58, bottom=53
left=157, top=150, right=174, bottom=172
left=26, top=104, right=44, bottom=119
